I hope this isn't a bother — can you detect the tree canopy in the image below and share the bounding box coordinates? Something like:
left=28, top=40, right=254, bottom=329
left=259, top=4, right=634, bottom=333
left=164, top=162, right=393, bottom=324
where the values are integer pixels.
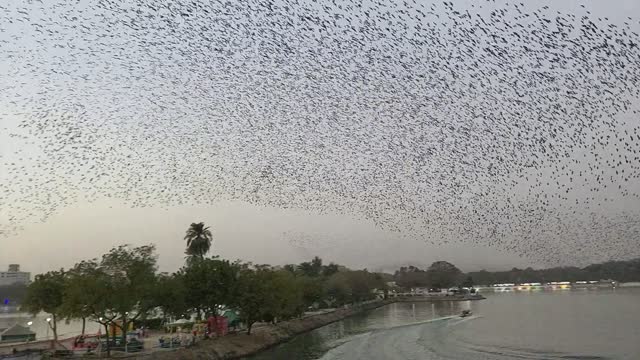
left=22, top=270, right=66, bottom=341
left=425, top=261, right=463, bottom=289
left=23, top=230, right=390, bottom=344
left=393, top=262, right=463, bottom=290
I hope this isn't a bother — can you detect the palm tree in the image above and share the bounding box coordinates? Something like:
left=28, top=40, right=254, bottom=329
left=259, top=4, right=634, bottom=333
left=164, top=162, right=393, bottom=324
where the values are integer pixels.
left=184, top=222, right=213, bottom=260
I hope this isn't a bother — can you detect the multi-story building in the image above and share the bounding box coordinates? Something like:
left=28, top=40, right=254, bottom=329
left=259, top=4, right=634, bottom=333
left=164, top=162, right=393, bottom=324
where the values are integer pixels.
left=0, top=264, right=30, bottom=286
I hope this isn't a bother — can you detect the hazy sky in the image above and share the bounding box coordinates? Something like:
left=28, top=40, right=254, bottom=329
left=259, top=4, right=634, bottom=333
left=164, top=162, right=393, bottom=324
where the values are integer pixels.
left=1, top=198, right=533, bottom=275
left=2, top=0, right=640, bottom=276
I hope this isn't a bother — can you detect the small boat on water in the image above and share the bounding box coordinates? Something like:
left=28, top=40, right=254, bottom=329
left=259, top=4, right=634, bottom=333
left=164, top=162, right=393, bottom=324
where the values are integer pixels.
left=460, top=310, right=472, bottom=318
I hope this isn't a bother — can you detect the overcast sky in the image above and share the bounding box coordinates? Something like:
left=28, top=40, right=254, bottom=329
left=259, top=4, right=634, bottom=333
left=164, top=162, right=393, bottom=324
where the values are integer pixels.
left=2, top=0, right=640, bottom=276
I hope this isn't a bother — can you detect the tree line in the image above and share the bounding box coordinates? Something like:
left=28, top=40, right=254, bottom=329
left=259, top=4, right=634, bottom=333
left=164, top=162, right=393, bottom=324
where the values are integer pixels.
left=21, top=221, right=639, bottom=354
left=21, top=222, right=386, bottom=355
left=393, top=261, right=472, bottom=290
left=466, top=258, right=640, bottom=285
left=392, top=258, right=640, bottom=290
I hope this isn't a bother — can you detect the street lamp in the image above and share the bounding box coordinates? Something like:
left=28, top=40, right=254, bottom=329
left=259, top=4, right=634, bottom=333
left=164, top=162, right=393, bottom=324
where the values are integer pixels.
left=45, top=317, right=51, bottom=342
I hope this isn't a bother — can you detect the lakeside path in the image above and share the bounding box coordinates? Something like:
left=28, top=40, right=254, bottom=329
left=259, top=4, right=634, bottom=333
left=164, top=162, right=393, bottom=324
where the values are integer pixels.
left=2, top=296, right=483, bottom=359
left=1, top=302, right=390, bottom=359
left=149, top=300, right=392, bottom=360
left=148, top=296, right=484, bottom=359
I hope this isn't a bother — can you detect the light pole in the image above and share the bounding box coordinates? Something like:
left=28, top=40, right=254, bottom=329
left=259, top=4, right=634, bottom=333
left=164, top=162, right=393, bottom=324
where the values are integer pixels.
left=124, top=312, right=129, bottom=353
left=46, top=317, right=52, bottom=348
left=98, top=317, right=104, bottom=356
left=26, top=321, right=33, bottom=342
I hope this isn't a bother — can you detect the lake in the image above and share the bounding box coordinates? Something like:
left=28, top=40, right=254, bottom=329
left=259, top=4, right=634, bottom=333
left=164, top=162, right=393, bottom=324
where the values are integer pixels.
left=249, top=288, right=640, bottom=359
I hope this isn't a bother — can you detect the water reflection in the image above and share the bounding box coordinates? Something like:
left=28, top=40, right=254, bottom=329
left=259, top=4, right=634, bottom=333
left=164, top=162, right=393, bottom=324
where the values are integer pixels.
left=248, top=301, right=467, bottom=360
left=249, top=290, right=640, bottom=360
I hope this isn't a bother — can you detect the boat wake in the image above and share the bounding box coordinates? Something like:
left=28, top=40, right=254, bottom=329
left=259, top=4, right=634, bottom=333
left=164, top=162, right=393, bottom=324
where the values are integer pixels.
left=319, top=315, right=609, bottom=360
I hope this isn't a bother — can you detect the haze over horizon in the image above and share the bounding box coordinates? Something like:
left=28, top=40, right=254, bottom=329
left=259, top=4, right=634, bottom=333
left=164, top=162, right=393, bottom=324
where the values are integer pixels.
left=1, top=198, right=536, bottom=276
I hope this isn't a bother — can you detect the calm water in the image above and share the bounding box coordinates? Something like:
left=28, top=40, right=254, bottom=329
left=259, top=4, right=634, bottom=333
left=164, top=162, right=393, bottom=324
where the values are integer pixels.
left=249, top=289, right=640, bottom=360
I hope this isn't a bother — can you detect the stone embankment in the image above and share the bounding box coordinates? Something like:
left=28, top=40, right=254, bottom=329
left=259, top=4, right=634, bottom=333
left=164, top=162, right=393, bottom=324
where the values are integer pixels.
left=150, top=301, right=391, bottom=360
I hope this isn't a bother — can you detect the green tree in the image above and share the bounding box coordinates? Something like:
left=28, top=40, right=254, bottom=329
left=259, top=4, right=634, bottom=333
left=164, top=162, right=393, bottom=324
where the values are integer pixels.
left=298, top=256, right=323, bottom=277
left=232, top=268, right=268, bottom=335
left=299, top=276, right=324, bottom=309
left=61, top=259, right=118, bottom=355
left=61, top=261, right=101, bottom=336
left=462, top=275, right=474, bottom=288
left=394, top=265, right=429, bottom=289
left=98, top=244, right=159, bottom=346
left=345, top=270, right=384, bottom=302
left=261, top=270, right=304, bottom=323
left=154, top=273, right=189, bottom=322
left=324, top=272, right=351, bottom=306
left=322, top=263, right=339, bottom=277
left=22, top=270, right=66, bottom=343
left=184, top=222, right=213, bottom=261
left=426, top=261, right=463, bottom=289
left=182, top=257, right=239, bottom=330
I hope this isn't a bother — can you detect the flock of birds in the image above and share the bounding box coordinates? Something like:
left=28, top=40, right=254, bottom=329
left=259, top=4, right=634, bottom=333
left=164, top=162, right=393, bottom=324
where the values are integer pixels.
left=1, top=0, right=640, bottom=266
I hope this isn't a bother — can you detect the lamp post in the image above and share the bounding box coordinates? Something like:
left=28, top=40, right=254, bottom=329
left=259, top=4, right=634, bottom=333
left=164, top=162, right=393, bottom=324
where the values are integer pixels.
left=26, top=321, right=33, bottom=342
left=46, top=317, right=52, bottom=349
left=98, top=317, right=104, bottom=356
left=124, top=312, right=129, bottom=353
left=45, top=317, right=51, bottom=339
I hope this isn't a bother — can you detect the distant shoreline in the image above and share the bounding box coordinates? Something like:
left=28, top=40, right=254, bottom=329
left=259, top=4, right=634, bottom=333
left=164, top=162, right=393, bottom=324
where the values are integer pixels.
left=393, top=295, right=486, bottom=302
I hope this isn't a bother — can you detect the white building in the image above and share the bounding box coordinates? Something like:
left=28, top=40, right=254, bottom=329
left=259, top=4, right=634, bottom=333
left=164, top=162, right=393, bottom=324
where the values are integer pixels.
left=0, top=264, right=30, bottom=286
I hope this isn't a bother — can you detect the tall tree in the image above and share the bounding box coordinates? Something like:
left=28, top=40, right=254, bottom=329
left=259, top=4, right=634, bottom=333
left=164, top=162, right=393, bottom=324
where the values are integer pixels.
left=232, top=268, right=268, bottom=335
left=184, top=222, right=213, bottom=260
left=426, top=261, right=463, bottom=289
left=181, top=257, right=239, bottom=329
left=322, top=263, right=340, bottom=277
left=22, top=270, right=66, bottom=344
left=98, top=245, right=159, bottom=346
left=462, top=275, right=474, bottom=288
left=283, top=264, right=297, bottom=274
left=394, top=265, right=429, bottom=289
left=298, top=256, right=323, bottom=277
left=153, top=273, right=189, bottom=322
left=61, top=261, right=101, bottom=336
left=324, top=272, right=351, bottom=306
left=261, top=270, right=304, bottom=323
left=63, top=259, right=118, bottom=356
left=299, top=276, right=324, bottom=309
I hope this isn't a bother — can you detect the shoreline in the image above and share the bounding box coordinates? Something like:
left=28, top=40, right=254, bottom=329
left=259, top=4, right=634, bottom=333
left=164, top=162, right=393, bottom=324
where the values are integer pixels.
left=393, top=295, right=486, bottom=302
left=6, top=297, right=475, bottom=358
left=151, top=296, right=481, bottom=360
left=150, top=300, right=393, bottom=360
